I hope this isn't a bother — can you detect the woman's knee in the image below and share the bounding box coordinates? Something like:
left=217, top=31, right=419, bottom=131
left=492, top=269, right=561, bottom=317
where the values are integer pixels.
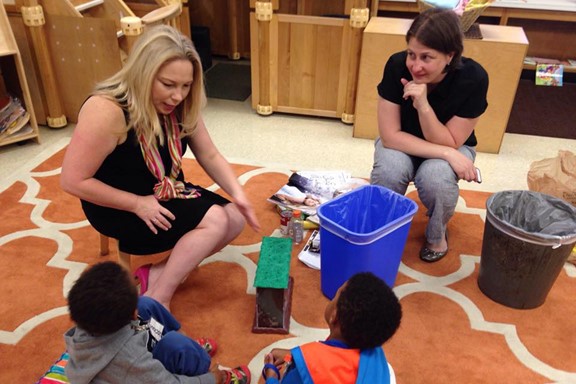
left=414, top=160, right=459, bottom=204
left=200, top=204, right=245, bottom=238
left=371, top=145, right=413, bottom=194
left=224, top=203, right=246, bottom=235
left=198, top=205, right=230, bottom=236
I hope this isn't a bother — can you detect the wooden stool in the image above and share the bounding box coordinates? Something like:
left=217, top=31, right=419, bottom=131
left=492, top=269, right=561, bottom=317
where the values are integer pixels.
left=99, top=233, right=172, bottom=272
left=99, top=233, right=132, bottom=271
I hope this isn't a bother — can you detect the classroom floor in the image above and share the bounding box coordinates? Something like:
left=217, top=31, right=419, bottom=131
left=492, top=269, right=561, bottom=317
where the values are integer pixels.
left=2, top=93, right=576, bottom=384
left=2, top=96, right=575, bottom=193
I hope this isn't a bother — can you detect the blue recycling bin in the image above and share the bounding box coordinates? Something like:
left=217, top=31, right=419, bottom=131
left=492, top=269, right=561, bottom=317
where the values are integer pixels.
left=317, top=185, right=418, bottom=299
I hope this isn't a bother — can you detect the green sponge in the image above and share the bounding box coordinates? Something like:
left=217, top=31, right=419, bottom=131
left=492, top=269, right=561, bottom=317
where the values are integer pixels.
left=254, top=236, right=292, bottom=289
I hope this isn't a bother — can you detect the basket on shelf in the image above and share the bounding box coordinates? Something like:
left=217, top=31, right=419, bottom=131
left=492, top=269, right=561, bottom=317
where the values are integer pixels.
left=417, top=0, right=492, bottom=32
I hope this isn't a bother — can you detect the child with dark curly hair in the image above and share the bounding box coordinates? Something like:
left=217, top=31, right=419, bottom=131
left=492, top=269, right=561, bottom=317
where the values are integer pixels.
left=261, top=272, right=402, bottom=383
left=65, top=261, right=250, bottom=384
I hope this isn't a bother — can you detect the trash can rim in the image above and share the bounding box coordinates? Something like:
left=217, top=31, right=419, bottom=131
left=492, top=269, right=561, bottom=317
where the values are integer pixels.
left=486, top=190, right=576, bottom=248
left=317, top=185, right=418, bottom=245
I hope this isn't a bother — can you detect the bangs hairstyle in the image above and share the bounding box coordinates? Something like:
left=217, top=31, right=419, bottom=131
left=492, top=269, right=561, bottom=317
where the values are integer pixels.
left=94, top=25, right=206, bottom=145
left=406, top=8, right=464, bottom=73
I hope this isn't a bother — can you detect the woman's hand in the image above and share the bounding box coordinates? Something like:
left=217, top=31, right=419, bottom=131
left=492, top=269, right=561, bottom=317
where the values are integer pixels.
left=133, top=195, right=176, bottom=234
left=234, top=194, right=261, bottom=232
left=444, top=149, right=478, bottom=182
left=401, top=78, right=431, bottom=112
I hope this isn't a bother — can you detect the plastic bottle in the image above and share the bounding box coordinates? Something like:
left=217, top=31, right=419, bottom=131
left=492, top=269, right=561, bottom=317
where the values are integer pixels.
left=290, top=209, right=304, bottom=245
left=280, top=210, right=293, bottom=237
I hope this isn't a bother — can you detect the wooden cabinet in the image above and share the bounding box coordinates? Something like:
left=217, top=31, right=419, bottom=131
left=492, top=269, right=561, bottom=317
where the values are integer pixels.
left=249, top=0, right=379, bottom=121
left=353, top=17, right=528, bottom=153
left=377, top=0, right=576, bottom=72
left=188, top=0, right=379, bottom=61
left=0, top=3, right=39, bottom=147
left=187, top=0, right=252, bottom=60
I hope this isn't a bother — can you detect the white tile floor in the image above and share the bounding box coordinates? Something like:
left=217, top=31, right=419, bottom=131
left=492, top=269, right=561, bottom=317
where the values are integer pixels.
left=2, top=96, right=575, bottom=195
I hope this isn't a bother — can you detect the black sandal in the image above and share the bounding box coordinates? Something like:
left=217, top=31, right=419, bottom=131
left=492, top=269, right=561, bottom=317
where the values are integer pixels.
left=419, top=232, right=448, bottom=262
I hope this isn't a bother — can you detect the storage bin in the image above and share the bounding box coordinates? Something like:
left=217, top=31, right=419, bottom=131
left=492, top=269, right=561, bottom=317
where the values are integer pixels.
left=317, top=185, right=418, bottom=299
left=478, top=190, right=576, bottom=309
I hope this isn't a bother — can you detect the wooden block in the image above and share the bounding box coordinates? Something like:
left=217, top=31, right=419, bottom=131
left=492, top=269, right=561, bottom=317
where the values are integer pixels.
left=252, top=276, right=293, bottom=334
left=252, top=236, right=293, bottom=334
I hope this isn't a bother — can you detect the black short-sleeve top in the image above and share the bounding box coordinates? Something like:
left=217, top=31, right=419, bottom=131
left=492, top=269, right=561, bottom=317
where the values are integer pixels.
left=377, top=51, right=489, bottom=147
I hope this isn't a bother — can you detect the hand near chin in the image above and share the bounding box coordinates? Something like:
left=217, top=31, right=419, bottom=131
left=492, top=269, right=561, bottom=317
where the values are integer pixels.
left=401, top=78, right=429, bottom=111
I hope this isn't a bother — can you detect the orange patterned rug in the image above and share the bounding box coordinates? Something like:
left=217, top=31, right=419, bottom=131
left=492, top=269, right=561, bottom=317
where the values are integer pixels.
left=1, top=139, right=575, bottom=383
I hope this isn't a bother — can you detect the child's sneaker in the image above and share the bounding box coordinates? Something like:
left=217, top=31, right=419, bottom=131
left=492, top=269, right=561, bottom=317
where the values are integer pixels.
left=195, top=337, right=217, bottom=357
left=223, top=365, right=251, bottom=384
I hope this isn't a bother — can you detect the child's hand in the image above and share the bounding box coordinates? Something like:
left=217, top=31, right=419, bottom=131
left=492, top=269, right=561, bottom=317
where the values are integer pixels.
left=263, top=353, right=281, bottom=380
left=269, top=348, right=290, bottom=364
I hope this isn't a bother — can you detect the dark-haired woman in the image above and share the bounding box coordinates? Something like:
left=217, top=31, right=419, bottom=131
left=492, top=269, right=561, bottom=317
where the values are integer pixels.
left=371, top=8, right=488, bottom=262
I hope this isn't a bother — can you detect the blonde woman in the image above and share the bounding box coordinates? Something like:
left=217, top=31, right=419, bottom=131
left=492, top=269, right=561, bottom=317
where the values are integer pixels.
left=61, top=25, right=260, bottom=311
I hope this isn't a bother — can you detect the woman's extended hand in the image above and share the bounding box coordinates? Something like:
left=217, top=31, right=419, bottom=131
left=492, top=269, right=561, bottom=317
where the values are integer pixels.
left=234, top=194, right=261, bottom=232
left=133, top=195, right=175, bottom=234
left=401, top=78, right=431, bottom=112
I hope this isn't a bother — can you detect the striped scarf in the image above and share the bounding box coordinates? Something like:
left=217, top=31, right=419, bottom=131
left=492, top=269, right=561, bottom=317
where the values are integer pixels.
left=139, top=113, right=200, bottom=200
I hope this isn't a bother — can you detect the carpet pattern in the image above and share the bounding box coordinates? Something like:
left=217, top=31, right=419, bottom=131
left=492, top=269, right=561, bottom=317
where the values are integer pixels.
left=1, top=139, right=575, bottom=383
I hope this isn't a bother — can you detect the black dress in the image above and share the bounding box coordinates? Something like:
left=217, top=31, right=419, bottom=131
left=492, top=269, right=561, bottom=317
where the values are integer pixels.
left=81, top=127, right=230, bottom=255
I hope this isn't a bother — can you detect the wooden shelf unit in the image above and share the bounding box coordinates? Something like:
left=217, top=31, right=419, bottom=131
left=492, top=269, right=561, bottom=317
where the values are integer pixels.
left=0, top=4, right=39, bottom=147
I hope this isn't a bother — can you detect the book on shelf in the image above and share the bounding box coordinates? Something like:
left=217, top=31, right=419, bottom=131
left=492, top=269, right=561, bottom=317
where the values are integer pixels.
left=0, top=94, right=30, bottom=139
left=535, top=63, right=563, bottom=87
left=0, top=111, right=30, bottom=140
left=524, top=56, right=576, bottom=69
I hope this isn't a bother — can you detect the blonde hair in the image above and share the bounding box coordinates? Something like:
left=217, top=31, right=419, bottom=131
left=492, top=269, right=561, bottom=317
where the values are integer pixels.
left=94, top=25, right=206, bottom=145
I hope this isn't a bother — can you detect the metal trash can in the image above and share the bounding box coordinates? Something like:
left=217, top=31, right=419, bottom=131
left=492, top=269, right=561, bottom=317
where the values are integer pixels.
left=478, top=190, right=576, bottom=309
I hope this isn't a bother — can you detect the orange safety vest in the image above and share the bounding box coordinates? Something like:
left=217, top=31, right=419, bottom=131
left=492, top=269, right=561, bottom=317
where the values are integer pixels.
left=290, top=342, right=390, bottom=384
left=292, top=342, right=360, bottom=383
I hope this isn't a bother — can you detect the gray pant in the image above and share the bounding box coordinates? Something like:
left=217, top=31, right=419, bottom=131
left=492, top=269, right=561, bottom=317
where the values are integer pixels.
left=370, top=137, right=476, bottom=244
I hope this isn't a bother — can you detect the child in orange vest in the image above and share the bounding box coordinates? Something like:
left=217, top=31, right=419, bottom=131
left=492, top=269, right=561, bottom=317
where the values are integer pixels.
left=262, top=272, right=402, bottom=383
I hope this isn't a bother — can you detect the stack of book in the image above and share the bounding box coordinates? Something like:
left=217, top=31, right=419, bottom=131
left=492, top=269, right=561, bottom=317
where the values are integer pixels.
left=0, top=94, right=30, bottom=140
